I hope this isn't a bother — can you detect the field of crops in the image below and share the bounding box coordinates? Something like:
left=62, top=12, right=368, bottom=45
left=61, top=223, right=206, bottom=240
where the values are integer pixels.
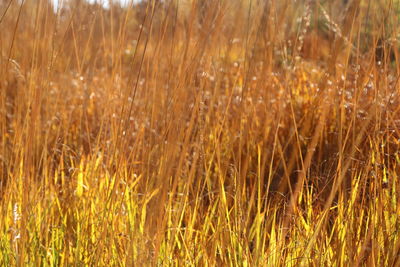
left=1, top=0, right=400, bottom=265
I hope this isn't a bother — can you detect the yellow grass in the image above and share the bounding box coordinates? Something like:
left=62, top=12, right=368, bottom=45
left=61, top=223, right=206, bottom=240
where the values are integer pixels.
left=1, top=0, right=400, bottom=265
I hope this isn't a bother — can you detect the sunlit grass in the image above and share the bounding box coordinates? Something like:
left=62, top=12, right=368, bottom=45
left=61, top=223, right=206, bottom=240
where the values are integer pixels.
left=1, top=0, right=400, bottom=265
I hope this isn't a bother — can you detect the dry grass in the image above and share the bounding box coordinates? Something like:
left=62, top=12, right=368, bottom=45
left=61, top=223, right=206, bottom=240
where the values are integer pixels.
left=1, top=0, right=400, bottom=265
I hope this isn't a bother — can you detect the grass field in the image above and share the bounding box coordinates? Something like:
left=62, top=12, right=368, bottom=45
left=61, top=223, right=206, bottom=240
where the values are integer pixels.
left=1, top=0, right=400, bottom=265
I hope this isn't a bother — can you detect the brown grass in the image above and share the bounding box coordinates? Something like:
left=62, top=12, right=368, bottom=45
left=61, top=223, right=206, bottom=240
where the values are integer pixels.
left=1, top=0, right=400, bottom=265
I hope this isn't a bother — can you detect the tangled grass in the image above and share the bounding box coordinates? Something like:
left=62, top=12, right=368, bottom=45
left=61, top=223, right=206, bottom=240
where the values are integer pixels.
left=1, top=0, right=400, bottom=265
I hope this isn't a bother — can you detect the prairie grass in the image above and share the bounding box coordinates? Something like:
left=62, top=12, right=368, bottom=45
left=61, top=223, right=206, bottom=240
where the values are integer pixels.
left=1, top=0, right=400, bottom=265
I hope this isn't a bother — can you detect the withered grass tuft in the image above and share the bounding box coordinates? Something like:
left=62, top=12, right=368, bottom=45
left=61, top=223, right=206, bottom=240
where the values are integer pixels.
left=1, top=0, right=400, bottom=265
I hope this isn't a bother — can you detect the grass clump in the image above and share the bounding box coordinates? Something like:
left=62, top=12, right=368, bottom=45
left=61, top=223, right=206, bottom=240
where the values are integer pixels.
left=1, top=0, right=400, bottom=265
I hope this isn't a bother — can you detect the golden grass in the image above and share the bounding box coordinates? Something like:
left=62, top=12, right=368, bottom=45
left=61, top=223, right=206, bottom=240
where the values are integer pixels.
left=1, top=0, right=400, bottom=265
